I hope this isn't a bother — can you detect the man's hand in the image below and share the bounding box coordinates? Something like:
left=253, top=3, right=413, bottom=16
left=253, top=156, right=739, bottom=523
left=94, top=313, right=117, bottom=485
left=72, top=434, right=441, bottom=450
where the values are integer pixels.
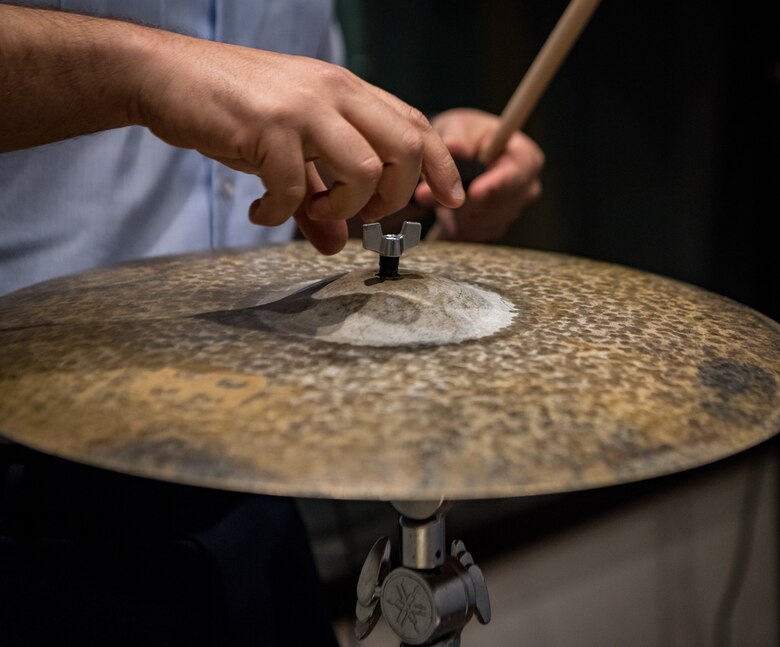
left=134, top=45, right=466, bottom=254
left=414, top=108, right=544, bottom=241
left=0, top=5, right=465, bottom=254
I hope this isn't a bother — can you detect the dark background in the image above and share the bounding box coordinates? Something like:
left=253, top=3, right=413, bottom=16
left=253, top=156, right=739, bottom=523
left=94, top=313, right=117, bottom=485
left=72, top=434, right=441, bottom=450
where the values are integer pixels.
left=337, top=0, right=778, bottom=322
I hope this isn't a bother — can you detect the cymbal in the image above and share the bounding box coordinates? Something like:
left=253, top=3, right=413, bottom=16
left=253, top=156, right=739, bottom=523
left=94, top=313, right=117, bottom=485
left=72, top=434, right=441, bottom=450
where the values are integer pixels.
left=0, top=241, right=778, bottom=500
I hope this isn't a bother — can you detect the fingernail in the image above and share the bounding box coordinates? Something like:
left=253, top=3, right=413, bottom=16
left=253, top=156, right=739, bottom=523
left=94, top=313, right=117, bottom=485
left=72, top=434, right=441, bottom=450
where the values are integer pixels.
left=452, top=179, right=466, bottom=202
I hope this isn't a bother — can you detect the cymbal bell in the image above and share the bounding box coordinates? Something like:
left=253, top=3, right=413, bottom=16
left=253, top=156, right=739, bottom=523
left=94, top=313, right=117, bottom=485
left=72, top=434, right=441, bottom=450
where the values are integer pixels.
left=0, top=241, right=778, bottom=500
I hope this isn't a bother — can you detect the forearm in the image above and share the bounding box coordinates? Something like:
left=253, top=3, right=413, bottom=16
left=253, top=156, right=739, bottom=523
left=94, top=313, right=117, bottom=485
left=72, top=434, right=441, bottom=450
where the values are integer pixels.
left=0, top=3, right=464, bottom=250
left=0, top=3, right=154, bottom=152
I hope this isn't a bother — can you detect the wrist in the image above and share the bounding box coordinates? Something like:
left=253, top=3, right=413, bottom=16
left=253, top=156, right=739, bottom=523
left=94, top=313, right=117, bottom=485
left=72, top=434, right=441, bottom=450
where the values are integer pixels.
left=100, top=19, right=176, bottom=129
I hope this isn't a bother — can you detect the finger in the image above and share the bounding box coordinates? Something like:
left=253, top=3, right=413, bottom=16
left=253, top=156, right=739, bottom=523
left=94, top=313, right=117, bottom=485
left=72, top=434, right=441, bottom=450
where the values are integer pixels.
left=523, top=179, right=543, bottom=206
left=247, top=131, right=306, bottom=227
left=467, top=159, right=522, bottom=202
left=294, top=164, right=348, bottom=254
left=439, top=136, right=475, bottom=161
left=419, top=124, right=465, bottom=209
left=435, top=206, right=457, bottom=239
left=421, top=142, right=534, bottom=211
left=415, top=135, right=482, bottom=207
left=295, top=213, right=348, bottom=254
left=306, top=114, right=382, bottom=221
left=414, top=181, right=436, bottom=208
left=358, top=134, right=423, bottom=222
left=346, top=85, right=465, bottom=210
left=210, top=155, right=260, bottom=175
left=453, top=176, right=543, bottom=243
left=432, top=110, right=497, bottom=159
left=468, top=139, right=542, bottom=202
left=332, top=99, right=427, bottom=221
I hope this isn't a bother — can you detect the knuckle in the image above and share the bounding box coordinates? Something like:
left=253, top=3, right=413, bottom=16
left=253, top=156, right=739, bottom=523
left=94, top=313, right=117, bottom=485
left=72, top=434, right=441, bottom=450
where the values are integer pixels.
left=400, top=128, right=425, bottom=158
left=355, top=155, right=383, bottom=184
left=228, top=131, right=252, bottom=160
left=318, top=63, right=354, bottom=89
left=284, top=183, right=307, bottom=204
left=264, top=102, right=298, bottom=129
left=528, top=180, right=543, bottom=201
left=513, top=134, right=545, bottom=170
left=407, top=107, right=431, bottom=132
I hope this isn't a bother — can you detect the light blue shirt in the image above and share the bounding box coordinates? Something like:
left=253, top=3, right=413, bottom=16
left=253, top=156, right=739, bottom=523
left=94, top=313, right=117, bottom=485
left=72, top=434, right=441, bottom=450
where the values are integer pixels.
left=0, top=0, right=341, bottom=295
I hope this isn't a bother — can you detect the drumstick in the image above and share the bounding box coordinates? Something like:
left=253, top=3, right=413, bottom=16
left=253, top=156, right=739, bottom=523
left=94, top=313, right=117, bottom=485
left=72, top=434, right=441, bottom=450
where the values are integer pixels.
left=426, top=0, right=601, bottom=241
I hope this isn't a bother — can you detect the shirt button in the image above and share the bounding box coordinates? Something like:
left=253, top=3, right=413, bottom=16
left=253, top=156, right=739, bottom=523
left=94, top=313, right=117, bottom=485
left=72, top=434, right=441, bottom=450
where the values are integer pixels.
left=219, top=177, right=235, bottom=199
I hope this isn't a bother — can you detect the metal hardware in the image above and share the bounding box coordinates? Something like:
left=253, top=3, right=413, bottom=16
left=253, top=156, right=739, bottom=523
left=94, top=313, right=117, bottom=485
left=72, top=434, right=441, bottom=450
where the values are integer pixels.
left=355, top=501, right=491, bottom=646
left=362, top=221, right=422, bottom=278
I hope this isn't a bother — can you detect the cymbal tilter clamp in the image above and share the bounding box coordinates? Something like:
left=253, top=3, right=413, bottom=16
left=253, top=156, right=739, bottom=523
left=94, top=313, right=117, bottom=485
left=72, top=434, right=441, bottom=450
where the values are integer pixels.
left=355, top=501, right=491, bottom=646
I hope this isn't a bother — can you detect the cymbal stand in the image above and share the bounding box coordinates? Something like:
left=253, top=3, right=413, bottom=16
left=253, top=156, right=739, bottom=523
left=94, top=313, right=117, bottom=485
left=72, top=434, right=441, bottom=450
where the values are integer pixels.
left=355, top=500, right=491, bottom=646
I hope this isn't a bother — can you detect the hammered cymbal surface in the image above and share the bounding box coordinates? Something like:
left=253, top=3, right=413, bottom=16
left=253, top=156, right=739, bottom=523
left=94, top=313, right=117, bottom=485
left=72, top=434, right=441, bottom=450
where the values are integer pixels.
left=0, top=241, right=778, bottom=500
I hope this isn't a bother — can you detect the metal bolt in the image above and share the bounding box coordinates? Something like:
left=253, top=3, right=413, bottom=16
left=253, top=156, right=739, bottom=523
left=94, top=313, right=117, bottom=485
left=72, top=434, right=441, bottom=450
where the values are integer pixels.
left=362, top=221, right=422, bottom=278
